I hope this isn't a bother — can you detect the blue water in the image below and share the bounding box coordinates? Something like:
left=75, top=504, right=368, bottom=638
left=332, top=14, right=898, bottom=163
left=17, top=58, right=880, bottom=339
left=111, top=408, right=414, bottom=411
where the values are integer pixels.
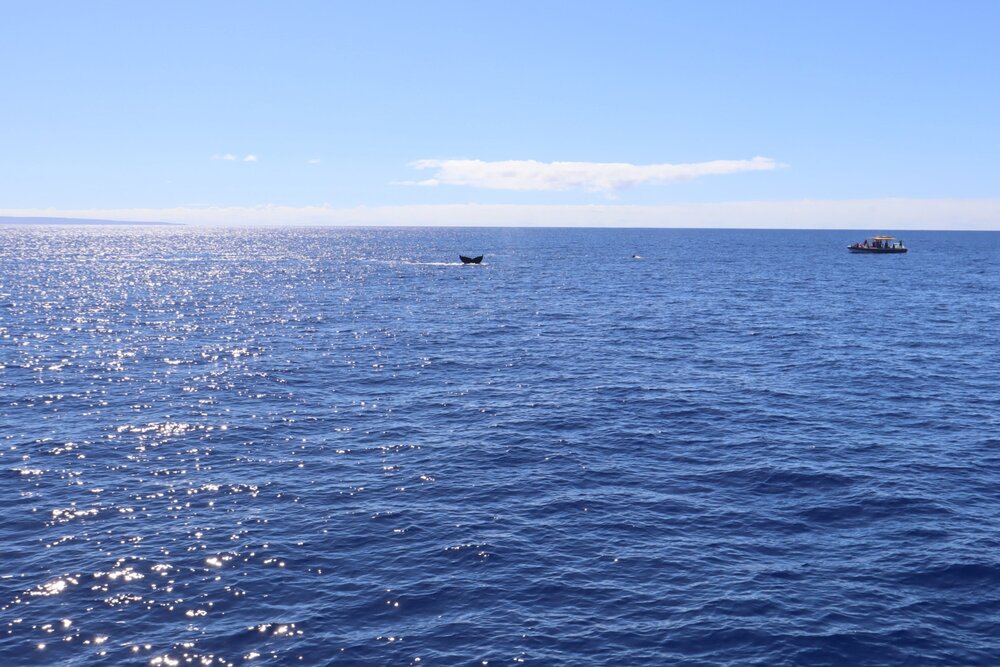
left=2, top=226, right=999, bottom=666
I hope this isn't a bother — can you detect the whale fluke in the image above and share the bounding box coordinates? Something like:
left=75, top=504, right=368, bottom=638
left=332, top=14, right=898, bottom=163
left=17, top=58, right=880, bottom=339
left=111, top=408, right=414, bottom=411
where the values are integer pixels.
left=460, top=255, right=483, bottom=264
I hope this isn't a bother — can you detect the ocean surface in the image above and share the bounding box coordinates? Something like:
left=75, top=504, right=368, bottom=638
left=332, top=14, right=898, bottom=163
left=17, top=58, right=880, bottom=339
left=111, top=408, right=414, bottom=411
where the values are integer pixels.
left=2, top=226, right=999, bottom=666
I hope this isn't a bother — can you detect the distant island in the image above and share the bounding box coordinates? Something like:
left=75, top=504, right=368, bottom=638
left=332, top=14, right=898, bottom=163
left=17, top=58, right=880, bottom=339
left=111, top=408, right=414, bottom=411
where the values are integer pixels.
left=0, top=216, right=179, bottom=226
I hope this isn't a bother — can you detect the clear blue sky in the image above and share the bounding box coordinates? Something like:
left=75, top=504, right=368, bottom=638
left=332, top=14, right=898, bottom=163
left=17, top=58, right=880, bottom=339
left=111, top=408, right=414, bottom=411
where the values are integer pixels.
left=2, top=1, right=999, bottom=226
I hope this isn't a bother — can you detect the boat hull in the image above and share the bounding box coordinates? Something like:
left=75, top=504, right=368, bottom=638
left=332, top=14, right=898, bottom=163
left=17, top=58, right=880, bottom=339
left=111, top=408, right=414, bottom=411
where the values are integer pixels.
left=848, top=246, right=907, bottom=253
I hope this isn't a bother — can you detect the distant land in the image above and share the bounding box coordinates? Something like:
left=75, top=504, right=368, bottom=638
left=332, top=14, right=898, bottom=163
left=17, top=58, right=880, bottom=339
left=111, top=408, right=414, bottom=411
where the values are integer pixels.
left=0, top=216, right=178, bottom=226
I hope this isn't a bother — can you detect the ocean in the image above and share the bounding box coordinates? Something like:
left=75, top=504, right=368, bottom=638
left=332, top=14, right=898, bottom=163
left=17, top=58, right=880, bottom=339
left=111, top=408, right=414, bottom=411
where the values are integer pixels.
left=2, top=226, right=999, bottom=665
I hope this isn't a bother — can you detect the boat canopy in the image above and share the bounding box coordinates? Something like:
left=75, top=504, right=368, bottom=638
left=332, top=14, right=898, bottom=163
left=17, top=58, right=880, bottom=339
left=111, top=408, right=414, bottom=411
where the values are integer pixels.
left=871, top=236, right=896, bottom=240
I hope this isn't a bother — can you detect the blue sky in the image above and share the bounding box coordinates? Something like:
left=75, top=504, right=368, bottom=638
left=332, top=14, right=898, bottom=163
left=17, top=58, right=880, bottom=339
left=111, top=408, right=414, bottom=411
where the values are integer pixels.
left=2, top=1, right=999, bottom=227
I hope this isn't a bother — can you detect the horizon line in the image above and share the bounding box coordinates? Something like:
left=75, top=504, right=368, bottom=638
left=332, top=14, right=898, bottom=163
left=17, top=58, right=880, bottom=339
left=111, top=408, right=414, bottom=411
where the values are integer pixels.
left=2, top=198, right=1000, bottom=231
left=4, top=215, right=1000, bottom=234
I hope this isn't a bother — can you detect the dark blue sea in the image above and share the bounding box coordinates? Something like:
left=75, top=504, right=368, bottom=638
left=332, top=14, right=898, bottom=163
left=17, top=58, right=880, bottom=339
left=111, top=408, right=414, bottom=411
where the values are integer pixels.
left=2, top=226, right=1000, bottom=666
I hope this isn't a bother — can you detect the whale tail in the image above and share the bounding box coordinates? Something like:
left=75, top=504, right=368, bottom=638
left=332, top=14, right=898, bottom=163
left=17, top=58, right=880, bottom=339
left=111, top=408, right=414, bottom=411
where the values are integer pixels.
left=459, top=255, right=483, bottom=264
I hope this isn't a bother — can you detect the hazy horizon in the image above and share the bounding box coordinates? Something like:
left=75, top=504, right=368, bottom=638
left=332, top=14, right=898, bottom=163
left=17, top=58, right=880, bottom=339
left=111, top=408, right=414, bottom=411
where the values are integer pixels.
left=3, top=197, right=1000, bottom=231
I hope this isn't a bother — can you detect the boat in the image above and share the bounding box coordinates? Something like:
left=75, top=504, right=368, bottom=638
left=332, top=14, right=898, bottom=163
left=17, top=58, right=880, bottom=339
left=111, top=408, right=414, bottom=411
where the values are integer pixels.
left=848, top=236, right=907, bottom=253
left=459, top=255, right=483, bottom=264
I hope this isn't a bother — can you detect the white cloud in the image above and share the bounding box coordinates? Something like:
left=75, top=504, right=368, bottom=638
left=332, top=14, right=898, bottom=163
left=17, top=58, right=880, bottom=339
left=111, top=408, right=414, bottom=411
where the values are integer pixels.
left=210, top=153, right=257, bottom=162
left=307, top=158, right=321, bottom=164
left=4, top=199, right=1000, bottom=230
left=405, top=157, right=780, bottom=192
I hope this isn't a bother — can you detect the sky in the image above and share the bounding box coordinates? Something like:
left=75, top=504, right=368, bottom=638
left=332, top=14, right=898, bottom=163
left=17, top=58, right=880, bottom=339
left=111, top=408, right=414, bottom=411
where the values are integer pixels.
left=1, top=0, right=999, bottom=228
